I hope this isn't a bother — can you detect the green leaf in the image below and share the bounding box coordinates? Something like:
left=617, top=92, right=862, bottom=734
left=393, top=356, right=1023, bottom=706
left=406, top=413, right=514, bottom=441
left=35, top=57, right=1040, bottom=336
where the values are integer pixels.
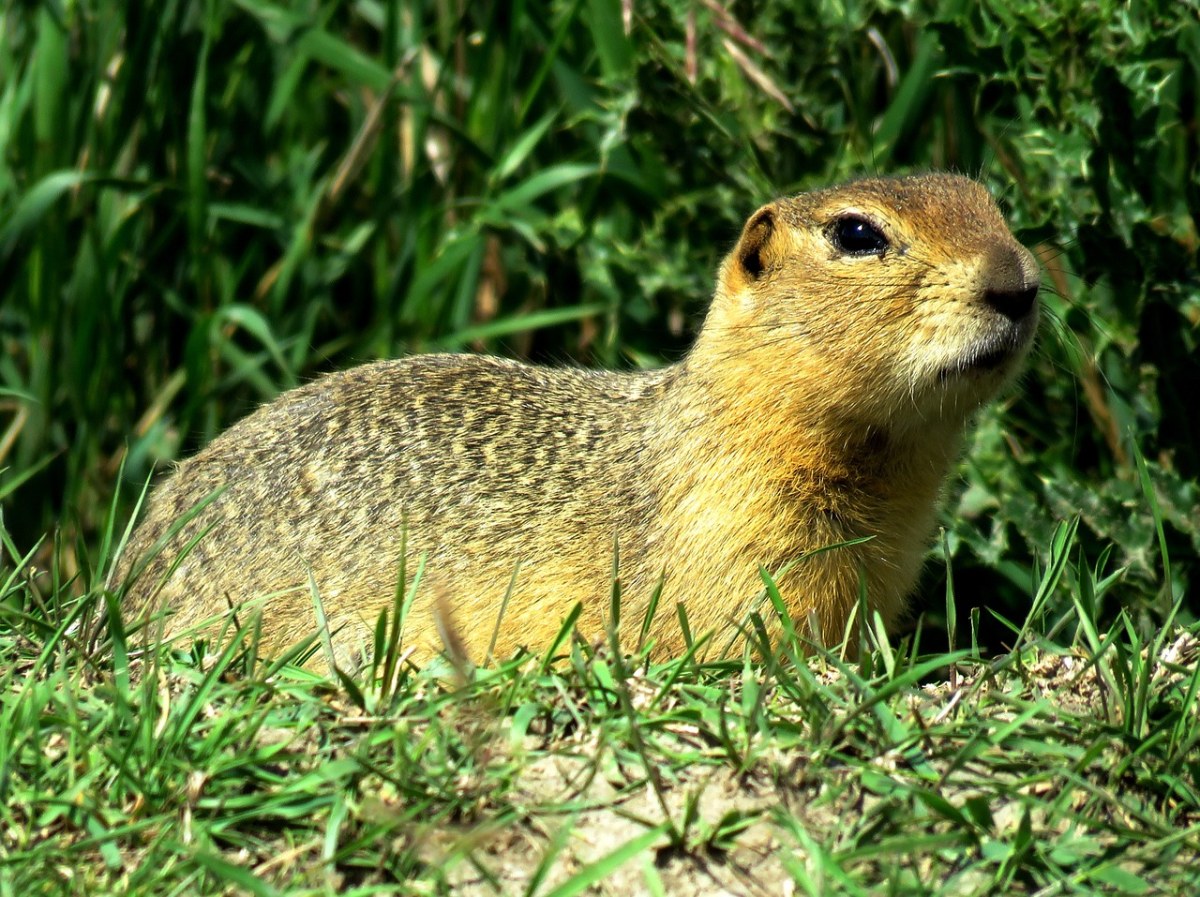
left=296, top=27, right=391, bottom=92
left=487, top=162, right=600, bottom=214
left=586, top=0, right=632, bottom=81
left=192, top=850, right=281, bottom=897
left=1091, top=865, right=1150, bottom=894
left=541, top=825, right=669, bottom=897
left=436, top=302, right=607, bottom=350
left=0, top=170, right=93, bottom=254
left=494, top=111, right=559, bottom=182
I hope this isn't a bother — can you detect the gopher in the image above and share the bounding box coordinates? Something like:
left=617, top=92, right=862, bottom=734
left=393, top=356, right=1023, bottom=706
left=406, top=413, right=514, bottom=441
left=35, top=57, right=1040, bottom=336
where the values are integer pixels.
left=118, top=173, right=1040, bottom=668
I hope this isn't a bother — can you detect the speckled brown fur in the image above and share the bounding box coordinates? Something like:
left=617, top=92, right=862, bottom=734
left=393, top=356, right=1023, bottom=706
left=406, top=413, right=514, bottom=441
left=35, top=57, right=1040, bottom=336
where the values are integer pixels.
left=117, top=173, right=1040, bottom=668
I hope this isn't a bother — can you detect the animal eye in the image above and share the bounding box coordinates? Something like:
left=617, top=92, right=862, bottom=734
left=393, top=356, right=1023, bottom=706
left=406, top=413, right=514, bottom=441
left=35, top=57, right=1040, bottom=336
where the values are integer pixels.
left=830, top=216, right=889, bottom=256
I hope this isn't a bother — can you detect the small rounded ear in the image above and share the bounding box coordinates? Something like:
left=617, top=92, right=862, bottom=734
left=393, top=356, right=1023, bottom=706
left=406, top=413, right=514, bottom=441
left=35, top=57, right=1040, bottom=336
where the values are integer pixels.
left=736, top=205, right=777, bottom=280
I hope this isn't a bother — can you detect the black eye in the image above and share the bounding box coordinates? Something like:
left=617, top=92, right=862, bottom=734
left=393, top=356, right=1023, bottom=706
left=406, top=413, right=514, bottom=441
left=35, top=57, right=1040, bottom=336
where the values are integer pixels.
left=830, top=216, right=889, bottom=256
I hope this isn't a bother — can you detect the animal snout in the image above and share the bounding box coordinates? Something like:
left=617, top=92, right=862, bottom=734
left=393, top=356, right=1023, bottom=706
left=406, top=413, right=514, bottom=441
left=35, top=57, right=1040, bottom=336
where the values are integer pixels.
left=982, top=244, right=1040, bottom=322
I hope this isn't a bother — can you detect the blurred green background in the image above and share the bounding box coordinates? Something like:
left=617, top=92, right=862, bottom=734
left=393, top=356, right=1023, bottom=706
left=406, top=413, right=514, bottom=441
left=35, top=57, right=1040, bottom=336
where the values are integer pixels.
left=1, top=0, right=1197, bottom=645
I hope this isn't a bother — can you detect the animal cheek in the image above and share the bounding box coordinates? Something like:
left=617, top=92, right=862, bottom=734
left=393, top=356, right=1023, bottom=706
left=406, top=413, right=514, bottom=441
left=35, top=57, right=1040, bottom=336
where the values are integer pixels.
left=906, top=309, right=970, bottom=363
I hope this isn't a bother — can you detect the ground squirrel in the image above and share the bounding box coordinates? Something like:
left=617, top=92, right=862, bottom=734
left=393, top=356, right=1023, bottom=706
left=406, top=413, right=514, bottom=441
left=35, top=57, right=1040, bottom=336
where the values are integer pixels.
left=118, top=173, right=1040, bottom=668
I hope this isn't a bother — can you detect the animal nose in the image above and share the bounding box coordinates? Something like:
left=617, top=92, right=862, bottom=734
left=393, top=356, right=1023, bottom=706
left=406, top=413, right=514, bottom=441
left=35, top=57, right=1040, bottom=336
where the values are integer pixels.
left=984, top=284, right=1039, bottom=321
left=983, top=244, right=1040, bottom=322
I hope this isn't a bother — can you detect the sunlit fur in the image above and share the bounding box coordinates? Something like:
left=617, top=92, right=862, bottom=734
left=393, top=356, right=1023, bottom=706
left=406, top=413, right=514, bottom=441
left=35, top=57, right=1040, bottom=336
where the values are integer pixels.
left=119, top=173, right=1040, bottom=667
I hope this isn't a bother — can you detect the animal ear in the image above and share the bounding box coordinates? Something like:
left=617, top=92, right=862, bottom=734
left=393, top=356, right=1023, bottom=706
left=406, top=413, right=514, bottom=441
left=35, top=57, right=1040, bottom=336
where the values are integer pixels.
left=736, top=205, right=778, bottom=281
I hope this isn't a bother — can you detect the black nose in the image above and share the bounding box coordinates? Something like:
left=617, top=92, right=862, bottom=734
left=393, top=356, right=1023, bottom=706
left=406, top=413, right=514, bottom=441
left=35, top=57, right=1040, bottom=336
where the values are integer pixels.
left=985, top=284, right=1039, bottom=321
left=983, top=243, right=1039, bottom=321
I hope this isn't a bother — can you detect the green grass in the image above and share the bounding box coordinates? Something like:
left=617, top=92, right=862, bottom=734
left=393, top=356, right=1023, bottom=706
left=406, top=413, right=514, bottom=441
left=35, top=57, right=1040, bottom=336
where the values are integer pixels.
left=1, top=0, right=1197, bottom=636
left=2, top=515, right=1199, bottom=894
left=1, top=0, right=1199, bottom=893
